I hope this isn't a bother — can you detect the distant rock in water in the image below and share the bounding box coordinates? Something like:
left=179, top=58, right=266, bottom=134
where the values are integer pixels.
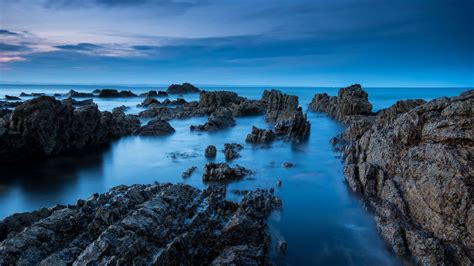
left=202, top=162, right=252, bottom=182
left=97, top=89, right=137, bottom=98
left=139, top=90, right=168, bottom=97
left=62, top=97, right=94, bottom=107
left=4, top=95, right=21, bottom=101
left=0, top=101, right=23, bottom=108
left=309, top=84, right=373, bottom=124
left=166, top=83, right=200, bottom=94
left=0, top=96, right=140, bottom=162
left=19, top=92, right=45, bottom=97
left=181, top=166, right=197, bottom=178
left=0, top=183, right=281, bottom=265
left=245, top=126, right=275, bottom=143
left=64, top=89, right=93, bottom=98
left=137, top=96, right=159, bottom=107
left=134, top=119, right=175, bottom=136
left=190, top=107, right=235, bottom=131
left=224, top=143, right=243, bottom=161
left=205, top=145, right=217, bottom=158
left=329, top=89, right=474, bottom=265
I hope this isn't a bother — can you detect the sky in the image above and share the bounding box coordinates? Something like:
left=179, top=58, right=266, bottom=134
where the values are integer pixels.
left=0, top=0, right=472, bottom=87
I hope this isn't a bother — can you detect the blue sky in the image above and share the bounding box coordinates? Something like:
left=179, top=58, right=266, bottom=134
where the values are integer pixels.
left=0, top=0, right=472, bottom=87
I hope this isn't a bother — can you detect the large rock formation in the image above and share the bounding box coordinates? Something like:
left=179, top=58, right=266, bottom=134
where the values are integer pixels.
left=166, top=83, right=200, bottom=94
left=134, top=119, right=175, bottom=136
left=329, top=89, right=473, bottom=265
left=309, top=84, right=373, bottom=123
left=190, top=107, right=235, bottom=131
left=0, top=183, right=281, bottom=265
left=97, top=89, right=137, bottom=98
left=246, top=126, right=276, bottom=143
left=0, top=96, right=140, bottom=162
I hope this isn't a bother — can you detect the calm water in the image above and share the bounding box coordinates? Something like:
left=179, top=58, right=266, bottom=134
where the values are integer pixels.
left=0, top=85, right=467, bottom=265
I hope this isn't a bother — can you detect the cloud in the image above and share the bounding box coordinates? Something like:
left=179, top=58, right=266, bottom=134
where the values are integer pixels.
left=0, top=43, right=30, bottom=52
left=0, top=29, right=19, bottom=36
left=54, top=43, right=103, bottom=51
left=42, top=0, right=207, bottom=10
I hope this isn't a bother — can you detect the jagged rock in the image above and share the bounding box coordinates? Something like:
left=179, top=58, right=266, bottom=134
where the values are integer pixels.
left=19, top=92, right=45, bottom=97
left=0, top=96, right=140, bottom=161
left=205, top=145, right=217, bottom=158
left=62, top=97, right=94, bottom=106
left=137, top=97, right=159, bottom=107
left=97, top=89, right=137, bottom=98
left=246, top=126, right=275, bottom=143
left=333, top=90, right=474, bottom=264
left=4, top=95, right=21, bottom=101
left=203, top=163, right=252, bottom=182
left=64, top=90, right=93, bottom=98
left=309, top=84, right=373, bottom=123
left=134, top=119, right=175, bottom=136
left=190, top=107, right=235, bottom=131
left=161, top=98, right=187, bottom=105
left=0, top=183, right=280, bottom=265
left=199, top=91, right=243, bottom=108
left=232, top=100, right=266, bottom=116
left=262, top=89, right=299, bottom=122
left=139, top=90, right=168, bottom=97
left=224, top=143, right=243, bottom=161
left=167, top=83, right=200, bottom=94
left=182, top=166, right=197, bottom=178
left=138, top=101, right=206, bottom=120
left=274, top=108, right=310, bottom=142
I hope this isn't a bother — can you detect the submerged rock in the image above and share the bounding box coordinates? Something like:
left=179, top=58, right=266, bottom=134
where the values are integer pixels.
left=282, top=162, right=294, bottom=168
left=205, top=145, right=217, bottom=158
left=167, top=83, right=200, bottom=94
left=276, top=240, right=287, bottom=254
left=332, top=89, right=474, bottom=264
left=182, top=166, right=197, bottom=178
left=224, top=143, right=243, bottom=161
left=134, top=119, right=175, bottom=136
left=246, top=126, right=275, bottom=143
left=0, top=183, right=281, bottom=265
left=202, top=162, right=252, bottom=182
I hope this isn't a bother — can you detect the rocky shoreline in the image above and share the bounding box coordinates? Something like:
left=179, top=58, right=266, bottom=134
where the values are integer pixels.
left=310, top=85, right=473, bottom=265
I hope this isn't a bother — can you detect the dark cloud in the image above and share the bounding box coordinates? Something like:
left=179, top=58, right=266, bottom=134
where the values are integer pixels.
left=0, top=29, right=19, bottom=36
left=43, top=0, right=207, bottom=9
left=0, top=43, right=30, bottom=52
left=54, top=43, right=103, bottom=51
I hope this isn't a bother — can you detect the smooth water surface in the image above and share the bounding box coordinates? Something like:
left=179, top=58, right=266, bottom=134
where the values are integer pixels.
left=0, top=85, right=467, bottom=265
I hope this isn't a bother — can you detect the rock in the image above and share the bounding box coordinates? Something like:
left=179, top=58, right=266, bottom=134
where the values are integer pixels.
left=332, top=90, right=474, bottom=264
left=282, top=162, right=294, bottom=168
left=19, top=92, right=45, bottom=97
left=0, top=101, right=22, bottom=108
left=161, top=98, right=187, bottom=106
left=190, top=107, right=235, bottom=131
left=276, top=240, right=287, bottom=254
left=202, top=163, right=252, bottom=182
left=274, top=107, right=310, bottom=142
left=277, top=180, right=282, bottom=187
left=166, top=83, right=200, bottom=94
left=224, top=143, right=243, bottom=161
left=62, top=97, right=94, bottom=106
left=182, top=166, right=197, bottom=178
left=139, top=90, right=168, bottom=97
left=137, top=97, right=159, bottom=107
left=262, top=89, right=299, bottom=122
left=134, top=119, right=175, bottom=136
left=246, top=126, right=275, bottom=143
left=113, top=105, right=130, bottom=113
left=64, top=90, right=93, bottom=98
left=198, top=91, right=243, bottom=108
left=232, top=100, right=266, bottom=117
left=0, top=96, right=140, bottom=161
left=4, top=95, right=21, bottom=101
left=0, top=183, right=280, bottom=265
left=205, top=145, right=217, bottom=158
left=309, top=84, right=373, bottom=123
left=97, top=89, right=137, bottom=98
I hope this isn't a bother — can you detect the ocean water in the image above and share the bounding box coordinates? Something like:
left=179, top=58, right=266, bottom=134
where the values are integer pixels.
left=0, top=85, right=467, bottom=265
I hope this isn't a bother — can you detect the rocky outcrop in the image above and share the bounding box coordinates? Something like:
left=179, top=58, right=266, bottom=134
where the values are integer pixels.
left=199, top=91, right=242, bottom=108
left=246, top=126, right=275, bottom=143
left=134, top=119, right=175, bottom=136
left=161, top=98, right=187, bottom=106
left=64, top=90, right=94, bottom=98
left=0, top=96, right=140, bottom=162
left=137, top=97, right=159, bottom=107
left=167, top=83, right=200, bottom=94
left=224, top=143, right=243, bottom=161
left=62, top=97, right=94, bottom=107
left=205, top=145, right=217, bottom=158
left=332, top=90, right=473, bottom=265
left=203, top=163, right=252, bottom=182
left=274, top=107, right=310, bottom=142
left=5, top=95, right=21, bottom=101
left=182, top=166, right=197, bottom=178
left=262, top=89, right=299, bottom=122
left=139, top=90, right=168, bottom=97
left=0, top=183, right=281, bottom=265
left=232, top=100, right=266, bottom=116
left=0, top=101, right=22, bottom=108
left=138, top=101, right=206, bottom=120
left=309, top=84, right=373, bottom=123
left=19, top=92, right=44, bottom=97
left=190, top=107, right=235, bottom=131
left=97, top=89, right=137, bottom=98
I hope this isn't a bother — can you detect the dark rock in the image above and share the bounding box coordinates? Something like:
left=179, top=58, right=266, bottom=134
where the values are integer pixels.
left=134, top=119, right=175, bottom=136
left=276, top=240, right=287, bottom=254
left=190, top=107, right=235, bottom=131
left=98, top=89, right=137, bottom=98
left=182, top=166, right=197, bottom=178
left=199, top=91, right=243, bottom=108
left=5, top=95, right=21, bottom=101
left=203, top=163, right=252, bottom=182
left=161, top=98, right=187, bottom=106
left=309, top=84, right=373, bottom=123
left=277, top=180, right=282, bottom=187
left=262, top=89, right=299, bottom=122
left=64, top=90, right=93, bottom=98
left=205, top=145, right=217, bottom=158
left=274, top=107, right=310, bottom=142
left=62, top=97, right=94, bottom=106
left=137, top=97, right=159, bottom=107
left=167, top=83, right=200, bottom=94
left=0, top=183, right=280, bottom=265
left=0, top=101, right=22, bottom=108
left=19, top=92, right=45, bottom=97
left=333, top=90, right=474, bottom=264
left=246, top=126, right=275, bottom=143
left=139, top=90, right=168, bottom=97
left=232, top=100, right=266, bottom=116
left=282, top=162, right=294, bottom=168
left=224, top=143, right=243, bottom=161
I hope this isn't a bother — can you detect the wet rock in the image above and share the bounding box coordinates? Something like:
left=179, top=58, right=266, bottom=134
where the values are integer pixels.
left=277, top=180, right=282, bottom=187
left=134, top=119, right=175, bottom=136
left=0, top=183, right=280, bottom=265
left=137, top=97, right=159, bottom=107
left=4, top=95, right=21, bottom=101
left=309, top=84, right=373, bottom=124
left=190, top=107, right=235, bottom=131
left=161, top=98, right=187, bottom=106
left=202, top=163, right=252, bottom=182
left=19, top=92, right=45, bottom=97
left=182, top=166, right=197, bottom=178
left=139, top=90, right=168, bottom=97
left=205, top=145, right=217, bottom=158
left=199, top=91, right=243, bottom=108
left=0, top=101, right=22, bottom=108
left=333, top=89, right=474, bottom=264
left=276, top=240, right=287, bottom=254
left=62, top=97, right=94, bottom=106
left=224, top=143, right=243, bottom=161
left=166, top=83, right=200, bottom=94
left=274, top=107, right=310, bottom=142
left=232, top=100, right=266, bottom=116
left=64, top=90, right=93, bottom=98
left=262, top=89, right=299, bottom=122
left=246, top=126, right=275, bottom=143
left=282, top=162, right=294, bottom=168
left=97, top=89, right=137, bottom=98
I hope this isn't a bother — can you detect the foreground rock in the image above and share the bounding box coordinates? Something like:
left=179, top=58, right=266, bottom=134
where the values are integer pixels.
left=330, top=89, right=473, bottom=265
left=134, top=119, right=175, bottom=136
left=224, top=143, right=243, bottom=161
left=309, top=84, right=373, bottom=123
left=0, top=183, right=281, bottom=265
left=246, top=126, right=275, bottom=143
left=203, top=163, right=252, bottom=182
left=166, top=83, right=200, bottom=94
left=0, top=96, right=140, bottom=162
